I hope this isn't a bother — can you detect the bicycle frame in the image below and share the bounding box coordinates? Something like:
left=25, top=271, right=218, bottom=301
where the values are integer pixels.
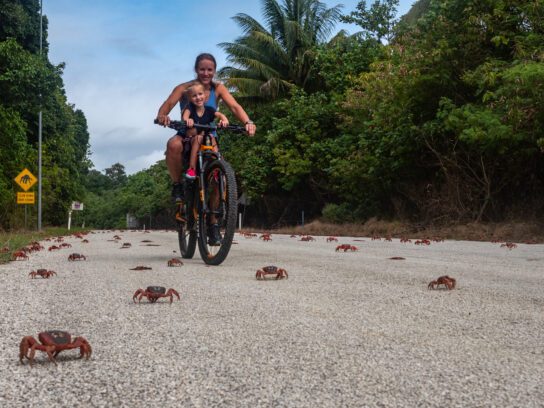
left=156, top=119, right=244, bottom=265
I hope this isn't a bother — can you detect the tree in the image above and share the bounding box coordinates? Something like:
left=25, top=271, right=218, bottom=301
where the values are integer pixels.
left=340, top=0, right=399, bottom=43
left=104, top=163, right=127, bottom=188
left=218, top=0, right=343, bottom=98
left=0, top=0, right=48, bottom=54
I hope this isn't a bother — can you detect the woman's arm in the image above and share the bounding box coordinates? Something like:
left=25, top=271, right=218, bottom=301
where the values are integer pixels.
left=156, top=81, right=194, bottom=125
left=215, top=83, right=256, bottom=136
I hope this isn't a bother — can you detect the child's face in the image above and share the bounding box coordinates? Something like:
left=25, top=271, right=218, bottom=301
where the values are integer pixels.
left=189, top=88, right=205, bottom=107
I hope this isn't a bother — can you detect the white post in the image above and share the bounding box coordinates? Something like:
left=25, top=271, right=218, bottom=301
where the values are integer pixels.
left=238, top=212, right=242, bottom=230
left=68, top=210, right=72, bottom=230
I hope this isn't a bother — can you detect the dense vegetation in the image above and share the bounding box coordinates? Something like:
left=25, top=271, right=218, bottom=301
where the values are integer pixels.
left=1, top=0, right=542, bottom=230
left=0, top=0, right=90, bottom=228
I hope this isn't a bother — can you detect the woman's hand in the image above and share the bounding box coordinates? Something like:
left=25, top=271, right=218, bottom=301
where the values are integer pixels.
left=156, top=114, right=170, bottom=126
left=245, top=121, right=256, bottom=136
left=186, top=118, right=194, bottom=128
left=218, top=118, right=229, bottom=128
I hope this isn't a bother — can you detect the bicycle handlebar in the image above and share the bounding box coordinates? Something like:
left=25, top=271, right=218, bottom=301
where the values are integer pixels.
left=154, top=119, right=246, bottom=134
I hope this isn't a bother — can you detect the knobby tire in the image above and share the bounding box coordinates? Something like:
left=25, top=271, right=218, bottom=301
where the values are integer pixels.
left=177, top=187, right=197, bottom=258
left=197, top=159, right=237, bottom=265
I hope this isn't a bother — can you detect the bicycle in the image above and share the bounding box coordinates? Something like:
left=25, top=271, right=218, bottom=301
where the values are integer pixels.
left=155, top=119, right=245, bottom=265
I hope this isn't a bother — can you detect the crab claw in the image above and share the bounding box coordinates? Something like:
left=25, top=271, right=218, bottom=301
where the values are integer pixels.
left=19, top=336, right=37, bottom=364
left=133, top=289, right=144, bottom=303
left=166, top=289, right=180, bottom=303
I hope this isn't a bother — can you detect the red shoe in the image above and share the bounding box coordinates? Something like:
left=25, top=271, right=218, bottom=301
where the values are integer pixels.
left=185, top=168, right=196, bottom=180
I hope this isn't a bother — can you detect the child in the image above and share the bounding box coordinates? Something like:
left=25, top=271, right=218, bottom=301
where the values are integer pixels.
left=182, top=83, right=228, bottom=179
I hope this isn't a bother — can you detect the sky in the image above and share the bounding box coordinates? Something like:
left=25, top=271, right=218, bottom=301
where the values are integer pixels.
left=43, top=0, right=417, bottom=175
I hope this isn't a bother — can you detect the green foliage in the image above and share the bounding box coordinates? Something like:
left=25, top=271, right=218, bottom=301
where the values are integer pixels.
left=0, top=0, right=48, bottom=54
left=81, top=161, right=171, bottom=229
left=341, top=0, right=400, bottom=42
left=0, top=106, right=32, bottom=226
left=218, top=0, right=343, bottom=98
left=321, top=203, right=358, bottom=223
left=266, top=89, right=338, bottom=191
left=104, top=163, right=128, bottom=189
left=313, top=32, right=384, bottom=92
left=0, top=0, right=92, bottom=229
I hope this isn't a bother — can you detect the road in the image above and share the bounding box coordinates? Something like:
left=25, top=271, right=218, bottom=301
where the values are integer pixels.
left=0, top=230, right=543, bottom=407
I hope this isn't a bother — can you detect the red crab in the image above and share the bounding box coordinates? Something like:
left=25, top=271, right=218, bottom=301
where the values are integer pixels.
left=29, top=269, right=57, bottom=279
left=130, top=265, right=152, bottom=270
left=12, top=251, right=29, bottom=260
left=167, top=258, right=183, bottom=267
left=59, top=243, right=72, bottom=248
left=19, top=330, right=92, bottom=367
left=400, top=237, right=412, bottom=243
left=501, top=242, right=517, bottom=250
left=29, top=242, right=44, bottom=251
left=428, top=275, right=456, bottom=290
left=415, top=239, right=431, bottom=245
left=299, top=235, right=315, bottom=242
left=256, top=266, right=288, bottom=280
left=113, top=235, right=122, bottom=240
left=68, top=253, right=86, bottom=261
left=48, top=245, right=60, bottom=251
left=260, top=234, right=272, bottom=241
left=120, top=242, right=132, bottom=248
left=326, top=236, right=338, bottom=242
left=81, top=239, right=89, bottom=243
left=335, top=244, right=358, bottom=252
left=132, top=286, right=180, bottom=304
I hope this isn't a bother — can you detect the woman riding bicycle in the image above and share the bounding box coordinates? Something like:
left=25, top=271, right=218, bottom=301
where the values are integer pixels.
left=155, top=53, right=256, bottom=203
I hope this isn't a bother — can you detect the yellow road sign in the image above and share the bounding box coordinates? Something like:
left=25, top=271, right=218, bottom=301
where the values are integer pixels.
left=14, top=168, right=37, bottom=191
left=17, top=192, right=35, bottom=204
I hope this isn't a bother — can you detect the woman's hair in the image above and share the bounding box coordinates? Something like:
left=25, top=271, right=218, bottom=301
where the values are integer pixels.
left=186, top=82, right=205, bottom=96
left=194, top=53, right=217, bottom=71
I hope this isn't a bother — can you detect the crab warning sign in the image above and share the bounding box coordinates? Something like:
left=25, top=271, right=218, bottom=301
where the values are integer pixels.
left=14, top=168, right=37, bottom=191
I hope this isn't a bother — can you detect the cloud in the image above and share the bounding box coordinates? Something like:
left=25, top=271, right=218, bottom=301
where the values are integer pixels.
left=44, top=0, right=417, bottom=175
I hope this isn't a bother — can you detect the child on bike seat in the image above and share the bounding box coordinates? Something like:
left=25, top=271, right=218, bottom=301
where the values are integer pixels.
left=182, top=83, right=228, bottom=179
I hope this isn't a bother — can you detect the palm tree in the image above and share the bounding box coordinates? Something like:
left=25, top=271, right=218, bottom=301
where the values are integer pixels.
left=218, top=0, right=343, bottom=99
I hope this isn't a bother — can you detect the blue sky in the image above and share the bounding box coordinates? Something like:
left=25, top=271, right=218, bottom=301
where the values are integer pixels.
left=43, top=0, right=417, bottom=174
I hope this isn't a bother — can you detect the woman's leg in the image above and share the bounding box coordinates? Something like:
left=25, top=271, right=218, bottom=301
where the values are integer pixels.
left=165, top=134, right=183, bottom=183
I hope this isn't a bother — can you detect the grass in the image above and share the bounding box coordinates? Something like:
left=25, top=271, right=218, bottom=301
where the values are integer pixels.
left=260, top=218, right=544, bottom=243
left=0, top=227, right=91, bottom=264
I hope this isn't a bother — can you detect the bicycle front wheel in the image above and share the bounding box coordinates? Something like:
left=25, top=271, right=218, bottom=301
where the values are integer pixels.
left=177, top=188, right=197, bottom=259
left=197, top=159, right=237, bottom=265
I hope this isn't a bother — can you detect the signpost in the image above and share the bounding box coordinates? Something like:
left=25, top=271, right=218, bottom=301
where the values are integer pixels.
left=14, top=168, right=37, bottom=229
left=68, top=201, right=84, bottom=230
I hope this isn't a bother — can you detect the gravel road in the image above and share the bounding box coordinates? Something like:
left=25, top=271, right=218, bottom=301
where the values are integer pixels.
left=0, top=230, right=542, bottom=407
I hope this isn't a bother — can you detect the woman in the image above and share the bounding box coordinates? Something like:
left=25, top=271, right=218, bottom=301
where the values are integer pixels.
left=156, top=53, right=256, bottom=203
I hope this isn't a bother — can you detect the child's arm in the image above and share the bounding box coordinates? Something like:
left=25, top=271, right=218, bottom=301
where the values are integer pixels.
left=215, top=111, right=229, bottom=128
left=182, top=108, right=194, bottom=128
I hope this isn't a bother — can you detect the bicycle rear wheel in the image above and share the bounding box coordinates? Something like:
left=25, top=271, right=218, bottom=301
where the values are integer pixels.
left=197, top=159, right=237, bottom=265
